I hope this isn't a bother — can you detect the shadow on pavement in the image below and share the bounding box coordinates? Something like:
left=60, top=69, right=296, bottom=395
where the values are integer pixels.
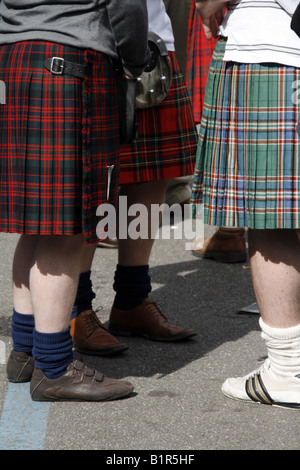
left=76, top=256, right=259, bottom=380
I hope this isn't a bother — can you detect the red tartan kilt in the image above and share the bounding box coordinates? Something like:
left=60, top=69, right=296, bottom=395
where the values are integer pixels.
left=119, top=52, right=198, bottom=185
left=0, top=41, right=120, bottom=244
left=186, top=3, right=217, bottom=123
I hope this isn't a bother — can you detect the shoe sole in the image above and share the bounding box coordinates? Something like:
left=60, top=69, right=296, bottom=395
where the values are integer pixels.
left=31, top=389, right=134, bottom=402
left=222, top=390, right=300, bottom=410
left=222, top=379, right=300, bottom=410
left=193, top=250, right=247, bottom=263
left=7, top=369, right=34, bottom=383
left=31, top=383, right=134, bottom=402
left=74, top=344, right=129, bottom=356
left=8, top=377, right=32, bottom=383
left=108, top=327, right=197, bottom=342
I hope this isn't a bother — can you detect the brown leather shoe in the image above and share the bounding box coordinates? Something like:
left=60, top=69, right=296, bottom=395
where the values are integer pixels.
left=7, top=349, right=35, bottom=383
left=109, top=298, right=197, bottom=342
left=192, top=227, right=247, bottom=263
left=30, top=359, right=134, bottom=402
left=70, top=310, right=128, bottom=356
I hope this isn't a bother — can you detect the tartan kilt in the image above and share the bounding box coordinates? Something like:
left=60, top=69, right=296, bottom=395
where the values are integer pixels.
left=119, top=52, right=197, bottom=185
left=186, top=3, right=217, bottom=123
left=191, top=39, right=300, bottom=230
left=0, top=41, right=120, bottom=244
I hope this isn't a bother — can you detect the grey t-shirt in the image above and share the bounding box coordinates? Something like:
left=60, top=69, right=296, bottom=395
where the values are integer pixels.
left=0, top=0, right=150, bottom=77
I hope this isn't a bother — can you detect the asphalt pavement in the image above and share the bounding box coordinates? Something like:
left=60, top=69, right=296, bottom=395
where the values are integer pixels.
left=0, top=221, right=299, bottom=452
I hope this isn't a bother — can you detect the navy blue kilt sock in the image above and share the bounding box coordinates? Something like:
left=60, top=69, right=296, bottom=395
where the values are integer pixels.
left=113, top=264, right=151, bottom=311
left=11, top=309, right=35, bottom=355
left=32, top=327, right=73, bottom=379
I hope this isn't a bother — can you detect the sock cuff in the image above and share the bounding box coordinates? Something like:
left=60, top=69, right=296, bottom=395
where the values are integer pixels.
left=11, top=309, right=34, bottom=353
left=113, top=264, right=151, bottom=310
left=115, top=264, right=149, bottom=273
left=259, top=318, right=300, bottom=340
left=33, top=327, right=73, bottom=349
left=12, top=309, right=35, bottom=326
left=32, top=327, right=73, bottom=379
left=73, top=270, right=95, bottom=318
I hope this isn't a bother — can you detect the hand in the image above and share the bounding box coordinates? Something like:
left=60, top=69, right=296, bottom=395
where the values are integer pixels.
left=196, top=0, right=228, bottom=40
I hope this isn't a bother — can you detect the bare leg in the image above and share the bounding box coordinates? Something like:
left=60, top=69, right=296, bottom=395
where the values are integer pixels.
left=70, top=238, right=128, bottom=356
left=109, top=179, right=197, bottom=341
left=13, top=235, right=38, bottom=315
left=221, top=229, right=300, bottom=407
left=73, top=179, right=196, bottom=348
left=118, top=180, right=169, bottom=265
left=70, top=181, right=171, bottom=352
left=29, top=235, right=86, bottom=333
left=248, top=229, right=300, bottom=328
left=80, top=242, right=97, bottom=273
left=13, top=234, right=88, bottom=326
left=9, top=234, right=135, bottom=399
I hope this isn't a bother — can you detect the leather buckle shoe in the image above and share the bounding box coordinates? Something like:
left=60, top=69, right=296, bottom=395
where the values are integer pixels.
left=7, top=349, right=35, bottom=383
left=70, top=309, right=128, bottom=356
left=109, top=298, right=197, bottom=342
left=30, top=359, right=134, bottom=401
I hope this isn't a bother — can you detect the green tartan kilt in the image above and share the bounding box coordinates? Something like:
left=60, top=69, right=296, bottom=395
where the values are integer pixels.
left=191, top=39, right=300, bottom=230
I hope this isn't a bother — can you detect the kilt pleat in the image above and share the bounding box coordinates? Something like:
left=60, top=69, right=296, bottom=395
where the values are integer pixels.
left=191, top=39, right=300, bottom=229
left=119, top=52, right=197, bottom=185
left=0, top=41, right=120, bottom=243
left=186, top=2, right=216, bottom=123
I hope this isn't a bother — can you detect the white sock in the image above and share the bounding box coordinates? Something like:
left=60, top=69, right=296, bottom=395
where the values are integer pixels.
left=259, top=318, right=300, bottom=378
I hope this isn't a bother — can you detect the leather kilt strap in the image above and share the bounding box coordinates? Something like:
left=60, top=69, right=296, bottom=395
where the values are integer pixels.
left=44, top=56, right=90, bottom=79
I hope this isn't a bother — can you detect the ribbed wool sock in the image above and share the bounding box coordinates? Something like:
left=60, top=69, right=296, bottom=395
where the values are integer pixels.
left=32, top=327, right=74, bottom=379
left=113, top=264, right=151, bottom=310
left=71, top=270, right=96, bottom=320
left=11, top=309, right=35, bottom=355
left=259, top=318, right=300, bottom=378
